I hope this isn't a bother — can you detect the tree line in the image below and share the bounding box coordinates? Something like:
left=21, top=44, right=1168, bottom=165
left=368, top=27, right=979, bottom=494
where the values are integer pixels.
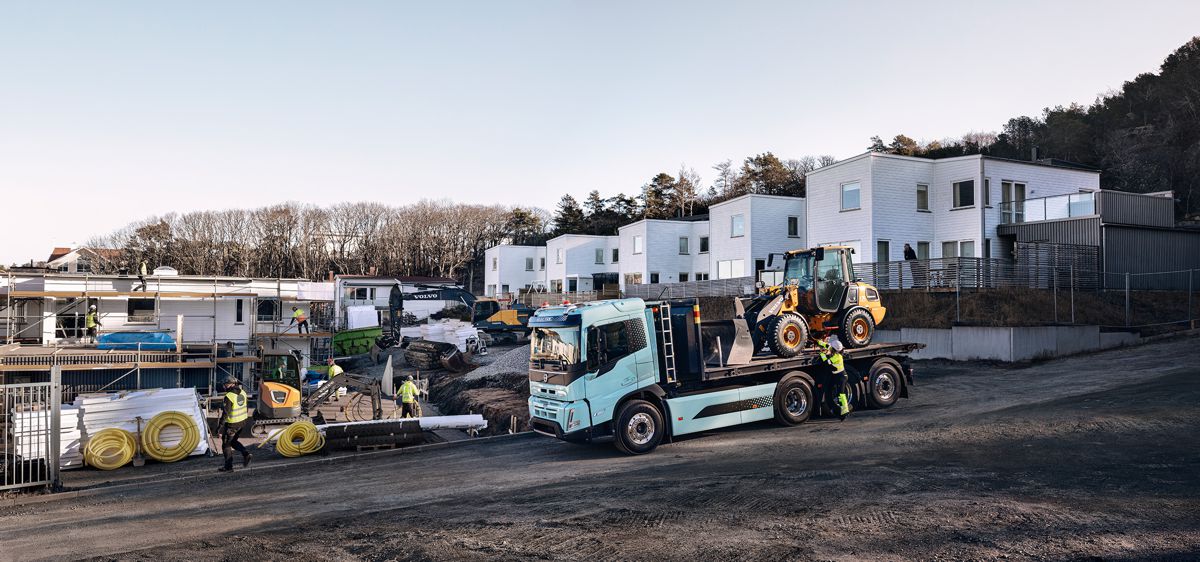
left=866, top=37, right=1200, bottom=218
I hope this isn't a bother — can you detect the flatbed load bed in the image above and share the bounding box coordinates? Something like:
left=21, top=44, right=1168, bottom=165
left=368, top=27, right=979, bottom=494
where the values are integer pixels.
left=702, top=342, right=923, bottom=382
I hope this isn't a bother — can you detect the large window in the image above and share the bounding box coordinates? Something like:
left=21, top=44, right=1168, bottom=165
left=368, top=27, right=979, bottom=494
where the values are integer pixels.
left=695, top=272, right=710, bottom=281
left=633, top=235, right=644, bottom=254
left=717, top=259, right=745, bottom=279
left=953, top=180, right=975, bottom=208
left=916, top=184, right=929, bottom=211
left=679, top=272, right=689, bottom=282
left=127, top=298, right=155, bottom=323
left=959, top=240, right=975, bottom=258
left=841, top=182, right=861, bottom=210
left=699, top=236, right=709, bottom=253
left=594, top=248, right=604, bottom=264
left=678, top=236, right=689, bottom=255
left=649, top=272, right=660, bottom=284
left=916, top=241, right=930, bottom=260
left=787, top=216, right=800, bottom=237
left=876, top=240, right=890, bottom=262
left=525, top=257, right=534, bottom=271
left=531, top=326, right=581, bottom=366
left=731, top=214, right=745, bottom=237
left=258, top=298, right=280, bottom=322
left=611, top=248, right=619, bottom=263
left=1001, top=181, right=1027, bottom=223
left=941, top=241, right=958, bottom=258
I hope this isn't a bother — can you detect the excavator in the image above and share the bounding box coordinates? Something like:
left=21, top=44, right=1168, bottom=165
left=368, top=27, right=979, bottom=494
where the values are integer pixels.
left=252, top=368, right=430, bottom=432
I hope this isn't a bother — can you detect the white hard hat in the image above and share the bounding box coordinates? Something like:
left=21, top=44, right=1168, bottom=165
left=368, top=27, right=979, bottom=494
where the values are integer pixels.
left=830, top=338, right=844, bottom=352
left=89, top=304, right=97, bottom=310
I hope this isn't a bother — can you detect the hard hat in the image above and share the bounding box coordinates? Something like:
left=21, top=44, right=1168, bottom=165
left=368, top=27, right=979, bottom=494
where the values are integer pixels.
left=830, top=339, right=844, bottom=352
left=89, top=304, right=97, bottom=310
left=223, top=375, right=239, bottom=385
left=406, top=375, right=414, bottom=381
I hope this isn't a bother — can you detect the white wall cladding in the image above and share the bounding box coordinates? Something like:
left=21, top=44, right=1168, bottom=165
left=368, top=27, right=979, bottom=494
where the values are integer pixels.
left=806, top=155, right=873, bottom=259
left=618, top=219, right=711, bottom=288
left=546, top=234, right=619, bottom=291
left=484, top=245, right=547, bottom=296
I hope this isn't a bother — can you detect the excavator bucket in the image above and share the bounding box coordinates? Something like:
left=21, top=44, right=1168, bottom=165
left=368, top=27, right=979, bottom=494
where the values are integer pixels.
left=697, top=297, right=758, bottom=366
left=440, top=349, right=476, bottom=373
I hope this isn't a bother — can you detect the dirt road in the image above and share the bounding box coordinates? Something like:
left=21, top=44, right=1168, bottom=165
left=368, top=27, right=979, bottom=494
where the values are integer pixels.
left=3, top=336, right=1199, bottom=561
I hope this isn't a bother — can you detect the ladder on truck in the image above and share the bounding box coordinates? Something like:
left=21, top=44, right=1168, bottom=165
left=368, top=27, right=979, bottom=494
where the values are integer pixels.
left=657, top=302, right=678, bottom=384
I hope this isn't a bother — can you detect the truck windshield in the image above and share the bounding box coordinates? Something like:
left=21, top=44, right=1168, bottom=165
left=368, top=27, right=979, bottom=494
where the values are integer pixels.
left=784, top=253, right=815, bottom=292
left=530, top=326, right=581, bottom=367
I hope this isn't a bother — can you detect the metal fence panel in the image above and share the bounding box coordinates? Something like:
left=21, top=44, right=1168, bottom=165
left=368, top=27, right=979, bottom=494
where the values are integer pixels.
left=623, top=277, right=756, bottom=299
left=1, top=367, right=60, bottom=491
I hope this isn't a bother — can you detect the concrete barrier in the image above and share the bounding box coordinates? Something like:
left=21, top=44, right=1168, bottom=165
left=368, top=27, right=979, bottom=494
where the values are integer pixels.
left=881, top=325, right=1143, bottom=362
left=901, top=328, right=953, bottom=360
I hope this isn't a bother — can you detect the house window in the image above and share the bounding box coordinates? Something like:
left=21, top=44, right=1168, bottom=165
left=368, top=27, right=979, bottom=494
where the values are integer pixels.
left=76, top=259, right=92, bottom=273
left=679, top=273, right=689, bottom=282
left=679, top=237, right=689, bottom=255
left=731, top=215, right=745, bottom=237
left=695, top=273, right=710, bottom=281
left=502, top=284, right=510, bottom=294
left=841, top=182, right=861, bottom=210
left=787, top=216, right=799, bottom=237
left=550, top=280, right=563, bottom=292
left=941, top=241, right=958, bottom=258
left=568, top=279, right=578, bottom=292
left=556, top=248, right=563, bottom=264
left=916, top=241, right=930, bottom=260
left=346, top=287, right=370, bottom=300
left=717, top=259, right=745, bottom=279
left=127, top=298, right=155, bottom=323
left=1001, top=181, right=1027, bottom=223
left=525, top=257, right=534, bottom=271
left=983, top=178, right=991, bottom=206
left=539, top=257, right=546, bottom=270
left=959, top=240, right=975, bottom=258
left=611, top=248, right=619, bottom=263
left=624, top=273, right=643, bottom=285
left=492, top=257, right=498, bottom=271
left=699, top=236, right=709, bottom=253
left=916, top=184, right=929, bottom=211
left=754, top=259, right=766, bottom=274
left=235, top=299, right=244, bottom=324
left=649, top=272, right=660, bottom=284
left=877, top=240, right=890, bottom=262
left=595, top=248, right=605, bottom=264
left=952, top=180, right=975, bottom=208
left=258, top=298, right=281, bottom=322
left=633, top=236, right=644, bottom=254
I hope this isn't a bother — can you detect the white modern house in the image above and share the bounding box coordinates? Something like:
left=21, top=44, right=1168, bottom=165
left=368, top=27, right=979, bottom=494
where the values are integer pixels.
left=707, top=194, right=807, bottom=279
left=545, top=234, right=620, bottom=293
left=617, top=217, right=710, bottom=289
left=332, top=275, right=461, bottom=329
left=805, top=152, right=1100, bottom=263
left=483, top=245, right=548, bottom=297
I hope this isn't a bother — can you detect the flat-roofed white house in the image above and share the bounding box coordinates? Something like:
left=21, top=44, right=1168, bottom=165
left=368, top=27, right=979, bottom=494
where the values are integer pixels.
left=545, top=234, right=620, bottom=293
left=617, top=217, right=710, bottom=289
left=483, top=245, right=548, bottom=297
left=805, top=152, right=1100, bottom=263
left=708, top=194, right=808, bottom=279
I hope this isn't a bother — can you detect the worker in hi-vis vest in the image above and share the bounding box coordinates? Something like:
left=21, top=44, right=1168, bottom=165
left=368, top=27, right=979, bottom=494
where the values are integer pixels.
left=290, top=306, right=309, bottom=334
left=326, top=357, right=343, bottom=380
left=135, top=260, right=148, bottom=292
left=85, top=304, right=102, bottom=343
left=398, top=375, right=421, bottom=419
left=818, top=335, right=852, bottom=420
left=217, top=376, right=252, bottom=472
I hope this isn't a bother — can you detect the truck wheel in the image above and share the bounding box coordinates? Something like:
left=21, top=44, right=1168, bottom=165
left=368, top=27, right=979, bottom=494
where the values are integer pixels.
left=773, top=377, right=813, bottom=426
left=613, top=400, right=664, bottom=455
left=866, top=359, right=902, bottom=409
left=840, top=308, right=874, bottom=348
left=767, top=313, right=808, bottom=358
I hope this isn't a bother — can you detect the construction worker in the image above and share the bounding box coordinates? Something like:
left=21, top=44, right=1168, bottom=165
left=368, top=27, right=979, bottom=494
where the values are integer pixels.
left=397, top=375, right=420, bottom=418
left=327, top=357, right=343, bottom=380
left=818, top=335, right=852, bottom=420
left=216, top=375, right=252, bottom=472
left=290, top=306, right=309, bottom=334
left=85, top=304, right=102, bottom=343
left=134, top=260, right=148, bottom=292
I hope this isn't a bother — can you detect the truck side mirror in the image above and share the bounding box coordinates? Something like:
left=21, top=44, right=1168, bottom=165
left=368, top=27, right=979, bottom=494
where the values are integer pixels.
left=814, top=247, right=825, bottom=260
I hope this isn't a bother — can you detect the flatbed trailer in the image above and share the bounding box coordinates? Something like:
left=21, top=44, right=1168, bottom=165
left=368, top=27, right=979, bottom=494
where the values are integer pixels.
left=527, top=298, right=922, bottom=454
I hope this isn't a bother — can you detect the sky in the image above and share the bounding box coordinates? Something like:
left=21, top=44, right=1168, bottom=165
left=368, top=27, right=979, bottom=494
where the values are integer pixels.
left=2, top=1, right=1198, bottom=266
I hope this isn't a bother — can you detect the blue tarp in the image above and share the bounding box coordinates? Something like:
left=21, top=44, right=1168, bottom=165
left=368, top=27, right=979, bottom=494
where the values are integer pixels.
left=97, top=331, right=177, bottom=351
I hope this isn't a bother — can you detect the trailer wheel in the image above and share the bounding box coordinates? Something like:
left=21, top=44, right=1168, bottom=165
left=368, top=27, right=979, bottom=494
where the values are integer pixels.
left=839, top=308, right=875, bottom=348
left=773, top=377, right=814, bottom=426
left=866, top=359, right=902, bottom=409
left=767, top=313, right=808, bottom=358
left=613, top=400, right=664, bottom=455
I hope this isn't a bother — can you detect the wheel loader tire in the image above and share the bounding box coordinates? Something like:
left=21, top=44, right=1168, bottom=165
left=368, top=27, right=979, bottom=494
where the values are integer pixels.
left=767, top=313, right=808, bottom=358
left=840, top=308, right=875, bottom=348
left=866, top=358, right=902, bottom=409
left=773, top=376, right=814, bottom=426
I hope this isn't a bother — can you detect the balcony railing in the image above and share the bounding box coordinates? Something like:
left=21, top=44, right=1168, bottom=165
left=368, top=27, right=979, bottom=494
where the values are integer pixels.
left=999, top=192, right=1095, bottom=224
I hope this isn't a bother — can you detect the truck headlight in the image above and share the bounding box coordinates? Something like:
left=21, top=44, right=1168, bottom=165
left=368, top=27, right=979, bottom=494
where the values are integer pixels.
left=566, top=407, right=581, bottom=430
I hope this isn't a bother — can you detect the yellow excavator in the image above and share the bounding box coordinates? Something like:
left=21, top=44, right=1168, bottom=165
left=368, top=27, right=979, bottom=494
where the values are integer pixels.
left=745, top=245, right=886, bottom=357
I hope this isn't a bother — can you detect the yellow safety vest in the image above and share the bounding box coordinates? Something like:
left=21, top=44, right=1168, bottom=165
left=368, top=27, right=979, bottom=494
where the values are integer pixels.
left=224, top=389, right=249, bottom=423
left=328, top=364, right=344, bottom=379
left=821, top=350, right=845, bottom=374
left=400, top=381, right=419, bottom=404
left=85, top=313, right=97, bottom=329
left=139, top=262, right=147, bottom=276
left=292, top=309, right=307, bottom=322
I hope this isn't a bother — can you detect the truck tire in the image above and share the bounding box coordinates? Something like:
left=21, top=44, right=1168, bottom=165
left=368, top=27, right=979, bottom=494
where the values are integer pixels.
left=773, top=376, right=814, bottom=426
left=613, top=399, right=664, bottom=455
left=767, top=313, right=808, bottom=358
left=839, top=308, right=875, bottom=348
left=866, top=358, right=902, bottom=409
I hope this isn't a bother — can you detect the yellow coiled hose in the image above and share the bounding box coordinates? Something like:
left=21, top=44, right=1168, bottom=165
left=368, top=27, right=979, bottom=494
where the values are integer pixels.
left=83, top=428, right=137, bottom=470
left=141, top=410, right=201, bottom=462
left=272, top=421, right=324, bottom=457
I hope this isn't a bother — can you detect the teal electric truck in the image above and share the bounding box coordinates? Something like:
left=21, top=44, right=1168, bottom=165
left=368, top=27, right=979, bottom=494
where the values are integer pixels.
left=527, top=298, right=919, bottom=454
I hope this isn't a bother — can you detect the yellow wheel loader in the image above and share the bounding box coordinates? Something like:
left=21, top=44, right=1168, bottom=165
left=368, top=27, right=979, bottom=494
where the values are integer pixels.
left=743, top=246, right=886, bottom=357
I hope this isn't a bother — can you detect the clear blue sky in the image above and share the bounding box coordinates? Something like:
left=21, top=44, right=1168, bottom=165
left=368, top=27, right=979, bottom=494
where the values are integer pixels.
left=2, top=1, right=1198, bottom=265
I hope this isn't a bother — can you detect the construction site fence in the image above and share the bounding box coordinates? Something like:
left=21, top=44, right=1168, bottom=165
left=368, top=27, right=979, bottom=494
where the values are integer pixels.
left=623, top=277, right=757, bottom=300
left=514, top=289, right=620, bottom=307
left=853, top=257, right=1104, bottom=292
left=0, top=366, right=60, bottom=491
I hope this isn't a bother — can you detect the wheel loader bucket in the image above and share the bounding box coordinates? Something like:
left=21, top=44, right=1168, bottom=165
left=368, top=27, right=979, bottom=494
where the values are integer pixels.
left=697, top=297, right=757, bottom=366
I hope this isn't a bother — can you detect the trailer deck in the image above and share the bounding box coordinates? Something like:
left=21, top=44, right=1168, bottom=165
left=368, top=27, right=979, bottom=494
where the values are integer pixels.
left=702, top=342, right=924, bottom=381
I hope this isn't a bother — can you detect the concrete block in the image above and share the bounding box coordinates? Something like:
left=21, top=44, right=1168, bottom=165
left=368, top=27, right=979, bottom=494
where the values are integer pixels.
left=873, top=329, right=902, bottom=343
left=901, top=327, right=953, bottom=359
left=953, top=326, right=1013, bottom=361
left=1054, top=325, right=1100, bottom=355
left=1009, top=326, right=1057, bottom=361
left=1099, top=331, right=1139, bottom=349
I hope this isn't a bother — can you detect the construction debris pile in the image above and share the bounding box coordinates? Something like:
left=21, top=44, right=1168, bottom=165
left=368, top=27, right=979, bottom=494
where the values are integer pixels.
left=425, top=345, right=531, bottom=435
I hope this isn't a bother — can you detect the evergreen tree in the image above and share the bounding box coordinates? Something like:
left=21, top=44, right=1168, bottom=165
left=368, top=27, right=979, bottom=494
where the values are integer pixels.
left=552, top=194, right=587, bottom=235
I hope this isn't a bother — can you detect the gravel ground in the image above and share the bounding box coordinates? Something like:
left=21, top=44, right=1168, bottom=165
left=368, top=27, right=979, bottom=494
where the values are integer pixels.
left=3, top=335, right=1199, bottom=561
left=462, top=344, right=529, bottom=381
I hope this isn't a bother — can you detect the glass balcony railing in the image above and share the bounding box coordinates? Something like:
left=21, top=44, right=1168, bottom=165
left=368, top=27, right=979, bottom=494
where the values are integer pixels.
left=1000, top=192, right=1095, bottom=224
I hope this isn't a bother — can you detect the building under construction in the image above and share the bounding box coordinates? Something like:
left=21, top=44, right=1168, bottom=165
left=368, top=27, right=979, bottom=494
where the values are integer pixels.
left=0, top=271, right=336, bottom=400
